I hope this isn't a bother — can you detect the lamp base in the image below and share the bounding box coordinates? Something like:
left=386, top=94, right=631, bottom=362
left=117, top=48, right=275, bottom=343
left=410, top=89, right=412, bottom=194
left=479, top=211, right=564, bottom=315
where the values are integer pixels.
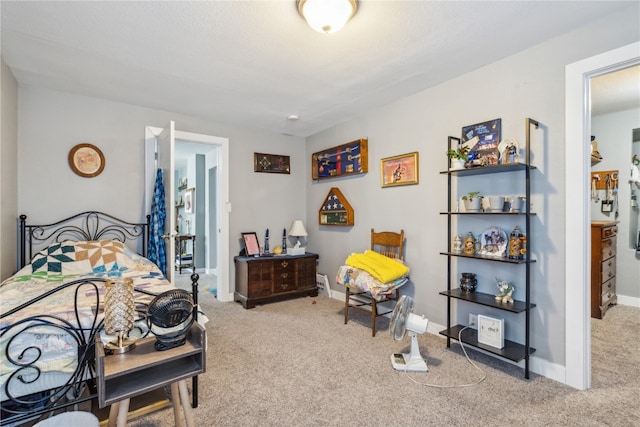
left=105, top=337, right=136, bottom=355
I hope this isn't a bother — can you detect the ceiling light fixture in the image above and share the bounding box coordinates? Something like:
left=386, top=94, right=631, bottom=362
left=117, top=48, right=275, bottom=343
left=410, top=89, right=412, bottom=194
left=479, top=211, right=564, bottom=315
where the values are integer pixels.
left=297, top=0, right=358, bottom=34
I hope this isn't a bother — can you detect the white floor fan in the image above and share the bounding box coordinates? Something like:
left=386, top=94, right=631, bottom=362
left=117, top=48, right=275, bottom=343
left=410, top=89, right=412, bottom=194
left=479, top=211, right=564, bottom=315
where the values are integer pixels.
left=389, top=295, right=429, bottom=372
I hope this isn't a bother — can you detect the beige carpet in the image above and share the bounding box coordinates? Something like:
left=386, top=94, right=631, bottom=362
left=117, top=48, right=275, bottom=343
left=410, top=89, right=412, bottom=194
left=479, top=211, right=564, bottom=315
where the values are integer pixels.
left=126, top=284, right=639, bottom=427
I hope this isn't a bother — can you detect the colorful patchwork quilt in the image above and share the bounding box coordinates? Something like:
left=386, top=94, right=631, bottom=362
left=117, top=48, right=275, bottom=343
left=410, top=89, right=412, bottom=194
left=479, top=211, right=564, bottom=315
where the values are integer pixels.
left=0, top=240, right=177, bottom=392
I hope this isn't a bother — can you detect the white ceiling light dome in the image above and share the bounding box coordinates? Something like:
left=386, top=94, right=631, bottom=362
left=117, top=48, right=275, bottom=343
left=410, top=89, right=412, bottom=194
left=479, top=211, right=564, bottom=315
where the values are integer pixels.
left=297, top=0, right=358, bottom=34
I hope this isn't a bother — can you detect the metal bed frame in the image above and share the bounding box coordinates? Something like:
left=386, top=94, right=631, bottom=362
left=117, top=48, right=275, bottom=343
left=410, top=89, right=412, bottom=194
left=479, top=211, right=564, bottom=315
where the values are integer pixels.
left=1, top=212, right=200, bottom=426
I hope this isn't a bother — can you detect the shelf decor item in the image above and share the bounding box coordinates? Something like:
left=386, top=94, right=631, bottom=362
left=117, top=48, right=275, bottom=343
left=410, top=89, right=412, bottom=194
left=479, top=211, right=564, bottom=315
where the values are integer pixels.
left=463, top=232, right=476, bottom=255
left=254, top=152, right=290, bottom=174
left=477, top=314, right=505, bottom=349
left=508, top=225, right=526, bottom=260
left=446, top=145, right=469, bottom=170
left=462, top=192, right=483, bottom=212
left=312, top=139, right=368, bottom=180
left=459, top=272, right=477, bottom=293
left=380, top=152, right=419, bottom=187
left=68, top=143, right=105, bottom=178
left=479, top=226, right=507, bottom=258
left=462, top=118, right=502, bottom=167
left=495, top=278, right=515, bottom=304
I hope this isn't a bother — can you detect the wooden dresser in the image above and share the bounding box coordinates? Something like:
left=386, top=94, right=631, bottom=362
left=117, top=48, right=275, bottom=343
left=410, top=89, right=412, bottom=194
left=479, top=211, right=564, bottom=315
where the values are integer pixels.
left=591, top=221, right=618, bottom=319
left=234, top=253, right=319, bottom=309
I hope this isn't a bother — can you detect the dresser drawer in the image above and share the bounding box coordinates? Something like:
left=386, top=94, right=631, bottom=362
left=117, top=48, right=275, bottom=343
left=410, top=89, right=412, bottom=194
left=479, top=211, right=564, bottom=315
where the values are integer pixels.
left=600, top=277, right=616, bottom=304
left=273, top=258, right=296, bottom=293
left=601, top=237, right=616, bottom=260
left=600, top=225, right=617, bottom=239
left=601, top=258, right=616, bottom=283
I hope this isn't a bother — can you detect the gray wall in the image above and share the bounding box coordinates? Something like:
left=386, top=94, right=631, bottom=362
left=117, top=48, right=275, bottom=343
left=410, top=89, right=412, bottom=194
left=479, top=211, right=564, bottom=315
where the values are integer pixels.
left=1, top=58, right=18, bottom=281
left=15, top=86, right=306, bottom=287
left=305, top=3, right=639, bottom=373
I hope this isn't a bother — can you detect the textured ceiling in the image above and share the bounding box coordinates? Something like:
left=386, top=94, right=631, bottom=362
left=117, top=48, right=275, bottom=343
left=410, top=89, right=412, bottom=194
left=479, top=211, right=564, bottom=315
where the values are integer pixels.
left=1, top=1, right=635, bottom=138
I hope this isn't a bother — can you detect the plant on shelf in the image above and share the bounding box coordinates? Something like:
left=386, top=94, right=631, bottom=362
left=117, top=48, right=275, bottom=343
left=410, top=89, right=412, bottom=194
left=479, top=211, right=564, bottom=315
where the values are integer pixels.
left=462, top=191, right=483, bottom=212
left=446, top=146, right=469, bottom=160
left=447, top=146, right=469, bottom=170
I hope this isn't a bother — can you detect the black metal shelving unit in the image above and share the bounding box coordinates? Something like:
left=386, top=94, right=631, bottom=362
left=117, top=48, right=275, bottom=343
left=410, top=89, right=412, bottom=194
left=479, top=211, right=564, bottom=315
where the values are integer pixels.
left=440, top=118, right=540, bottom=379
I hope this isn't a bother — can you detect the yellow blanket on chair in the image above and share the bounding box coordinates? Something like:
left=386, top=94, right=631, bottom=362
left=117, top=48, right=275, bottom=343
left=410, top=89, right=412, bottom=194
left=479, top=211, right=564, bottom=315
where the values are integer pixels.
left=345, top=250, right=409, bottom=283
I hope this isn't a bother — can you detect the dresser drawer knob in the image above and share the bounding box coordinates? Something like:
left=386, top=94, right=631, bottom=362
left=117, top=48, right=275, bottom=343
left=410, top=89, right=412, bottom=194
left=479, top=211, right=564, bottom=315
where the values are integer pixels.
left=281, top=273, right=288, bottom=279
left=281, top=261, right=288, bottom=268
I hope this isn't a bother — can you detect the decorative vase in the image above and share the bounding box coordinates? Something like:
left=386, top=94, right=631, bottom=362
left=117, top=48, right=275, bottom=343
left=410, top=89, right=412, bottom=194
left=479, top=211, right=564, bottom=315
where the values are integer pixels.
left=460, top=273, right=478, bottom=293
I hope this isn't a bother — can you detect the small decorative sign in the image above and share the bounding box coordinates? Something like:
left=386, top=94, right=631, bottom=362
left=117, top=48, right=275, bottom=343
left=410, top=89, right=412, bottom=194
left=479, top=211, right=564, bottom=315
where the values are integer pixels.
left=254, top=153, right=290, bottom=174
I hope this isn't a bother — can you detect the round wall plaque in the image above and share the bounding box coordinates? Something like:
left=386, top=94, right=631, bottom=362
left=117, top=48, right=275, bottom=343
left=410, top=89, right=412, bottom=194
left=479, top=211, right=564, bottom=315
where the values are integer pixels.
left=68, top=143, right=105, bottom=178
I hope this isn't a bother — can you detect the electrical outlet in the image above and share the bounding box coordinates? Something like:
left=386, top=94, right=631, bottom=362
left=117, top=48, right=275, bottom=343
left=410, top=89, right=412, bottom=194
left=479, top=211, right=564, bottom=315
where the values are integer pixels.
left=469, top=314, right=478, bottom=329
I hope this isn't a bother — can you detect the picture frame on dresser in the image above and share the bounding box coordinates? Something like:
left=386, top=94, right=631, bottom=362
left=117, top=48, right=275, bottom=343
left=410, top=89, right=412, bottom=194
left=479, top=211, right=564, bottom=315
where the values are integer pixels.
left=242, top=232, right=260, bottom=256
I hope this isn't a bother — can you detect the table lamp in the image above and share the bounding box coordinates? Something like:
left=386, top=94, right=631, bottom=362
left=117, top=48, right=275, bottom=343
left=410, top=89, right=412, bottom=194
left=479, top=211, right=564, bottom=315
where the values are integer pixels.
left=104, top=278, right=136, bottom=354
left=288, top=220, right=308, bottom=255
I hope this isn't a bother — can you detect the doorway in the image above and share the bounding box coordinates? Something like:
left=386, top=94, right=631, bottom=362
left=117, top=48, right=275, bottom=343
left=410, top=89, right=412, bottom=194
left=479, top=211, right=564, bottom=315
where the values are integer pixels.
left=565, top=41, right=640, bottom=390
left=144, top=126, right=231, bottom=302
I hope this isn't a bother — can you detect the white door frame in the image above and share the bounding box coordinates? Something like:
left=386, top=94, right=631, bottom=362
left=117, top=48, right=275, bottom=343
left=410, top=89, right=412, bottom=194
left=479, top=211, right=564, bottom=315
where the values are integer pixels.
left=145, top=126, right=232, bottom=302
left=565, top=41, right=640, bottom=390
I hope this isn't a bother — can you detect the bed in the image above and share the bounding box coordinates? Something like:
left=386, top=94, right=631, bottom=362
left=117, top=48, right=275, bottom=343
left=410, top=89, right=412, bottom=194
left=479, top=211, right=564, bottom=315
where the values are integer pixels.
left=0, top=212, right=202, bottom=426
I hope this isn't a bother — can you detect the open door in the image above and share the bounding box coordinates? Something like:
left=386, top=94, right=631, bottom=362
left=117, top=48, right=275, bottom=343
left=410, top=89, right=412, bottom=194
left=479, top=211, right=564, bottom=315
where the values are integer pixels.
left=157, top=121, right=176, bottom=282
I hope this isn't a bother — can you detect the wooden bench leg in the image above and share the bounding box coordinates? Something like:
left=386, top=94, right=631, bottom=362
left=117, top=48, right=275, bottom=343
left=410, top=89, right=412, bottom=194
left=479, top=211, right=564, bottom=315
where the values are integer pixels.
left=110, top=398, right=129, bottom=427
left=171, top=382, right=184, bottom=427
left=178, top=380, right=195, bottom=427
left=108, top=403, right=119, bottom=427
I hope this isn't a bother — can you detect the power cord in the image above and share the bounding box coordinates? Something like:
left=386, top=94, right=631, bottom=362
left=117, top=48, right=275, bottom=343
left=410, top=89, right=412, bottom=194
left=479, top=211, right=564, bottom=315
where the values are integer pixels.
left=399, top=326, right=487, bottom=388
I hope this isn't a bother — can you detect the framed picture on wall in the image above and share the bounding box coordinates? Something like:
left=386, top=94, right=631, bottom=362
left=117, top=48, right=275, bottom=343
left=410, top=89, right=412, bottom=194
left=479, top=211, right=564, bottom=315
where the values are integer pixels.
left=380, top=152, right=419, bottom=188
left=184, top=188, right=195, bottom=213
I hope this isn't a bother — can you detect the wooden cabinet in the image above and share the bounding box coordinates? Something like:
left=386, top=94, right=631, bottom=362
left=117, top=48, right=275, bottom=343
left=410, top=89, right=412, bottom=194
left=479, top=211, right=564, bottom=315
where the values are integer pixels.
left=234, top=253, right=319, bottom=308
left=591, top=221, right=618, bottom=319
left=439, top=118, right=540, bottom=379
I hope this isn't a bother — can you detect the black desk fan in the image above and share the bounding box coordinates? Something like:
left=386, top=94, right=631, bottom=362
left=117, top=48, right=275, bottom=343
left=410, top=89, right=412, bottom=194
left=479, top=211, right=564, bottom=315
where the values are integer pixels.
left=146, top=289, right=195, bottom=351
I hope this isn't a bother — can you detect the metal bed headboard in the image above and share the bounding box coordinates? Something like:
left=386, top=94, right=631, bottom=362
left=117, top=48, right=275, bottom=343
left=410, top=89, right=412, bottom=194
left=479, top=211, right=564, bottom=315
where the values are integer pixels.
left=19, top=211, right=150, bottom=269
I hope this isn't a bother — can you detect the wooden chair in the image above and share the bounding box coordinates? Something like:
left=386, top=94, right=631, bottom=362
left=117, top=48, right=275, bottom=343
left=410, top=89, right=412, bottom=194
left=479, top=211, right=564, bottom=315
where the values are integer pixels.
left=344, top=228, right=405, bottom=336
